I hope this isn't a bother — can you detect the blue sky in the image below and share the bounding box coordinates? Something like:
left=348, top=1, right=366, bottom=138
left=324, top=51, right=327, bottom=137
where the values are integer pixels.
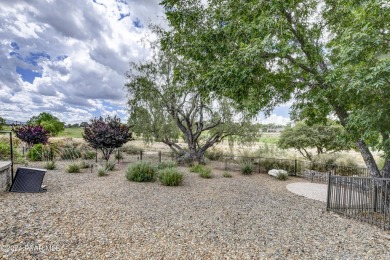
left=0, top=0, right=290, bottom=125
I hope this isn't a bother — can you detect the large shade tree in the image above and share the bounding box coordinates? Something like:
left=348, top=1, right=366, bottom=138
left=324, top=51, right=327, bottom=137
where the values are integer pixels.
left=126, top=41, right=259, bottom=164
left=160, top=0, right=390, bottom=177
left=28, top=112, right=65, bottom=136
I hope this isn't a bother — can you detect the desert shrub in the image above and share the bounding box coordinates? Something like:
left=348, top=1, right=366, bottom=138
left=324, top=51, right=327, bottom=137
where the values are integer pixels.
left=240, top=160, right=253, bottom=175
left=44, top=161, right=56, bottom=170
left=60, top=147, right=82, bottom=160
left=205, top=148, right=224, bottom=161
left=97, top=167, right=108, bottom=177
left=79, top=161, right=90, bottom=169
left=311, top=154, right=337, bottom=171
left=66, top=163, right=80, bottom=173
left=158, top=168, right=183, bottom=186
left=27, top=143, right=56, bottom=161
left=336, top=158, right=360, bottom=176
left=126, top=161, right=156, bottom=182
left=276, top=171, right=288, bottom=180
left=190, top=164, right=205, bottom=173
left=124, top=145, right=144, bottom=155
left=82, top=150, right=97, bottom=160
left=105, top=161, right=116, bottom=171
left=157, top=160, right=177, bottom=170
left=223, top=172, right=232, bottom=178
left=199, top=167, right=213, bottom=178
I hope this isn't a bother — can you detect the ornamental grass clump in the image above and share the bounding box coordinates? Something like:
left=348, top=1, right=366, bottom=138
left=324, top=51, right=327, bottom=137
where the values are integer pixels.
left=276, top=171, right=288, bottom=180
left=44, top=160, right=56, bottom=170
left=105, top=161, right=116, bottom=171
left=97, top=167, right=108, bottom=177
left=158, top=168, right=183, bottom=186
left=199, top=167, right=213, bottom=178
left=223, top=172, right=232, bottom=178
left=126, top=161, right=156, bottom=182
left=240, top=160, right=253, bottom=175
left=66, top=163, right=80, bottom=173
left=190, top=164, right=204, bottom=173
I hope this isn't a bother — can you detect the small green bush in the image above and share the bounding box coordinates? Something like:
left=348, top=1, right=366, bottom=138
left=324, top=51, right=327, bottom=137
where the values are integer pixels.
left=126, top=161, right=156, bottom=182
left=199, top=167, right=213, bottom=178
left=27, top=144, right=56, bottom=161
left=240, top=160, right=253, bottom=175
left=276, top=171, right=288, bottom=180
left=44, top=161, right=56, bottom=170
left=223, top=172, right=232, bottom=178
left=157, top=160, right=177, bottom=170
left=82, top=150, right=96, bottom=160
left=105, top=161, right=116, bottom=171
left=205, top=148, right=224, bottom=161
left=0, top=141, right=10, bottom=160
left=66, top=163, right=80, bottom=173
left=158, top=168, right=183, bottom=186
left=97, top=167, right=108, bottom=177
left=79, top=161, right=90, bottom=169
left=124, top=145, right=144, bottom=155
left=190, top=164, right=205, bottom=173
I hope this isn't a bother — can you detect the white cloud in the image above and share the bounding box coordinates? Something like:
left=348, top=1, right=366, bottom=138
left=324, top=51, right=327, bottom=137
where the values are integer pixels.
left=0, top=0, right=163, bottom=123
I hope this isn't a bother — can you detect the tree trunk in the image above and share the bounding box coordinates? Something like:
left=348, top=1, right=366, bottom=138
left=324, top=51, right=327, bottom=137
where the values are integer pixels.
left=382, top=159, right=390, bottom=178
left=355, top=140, right=381, bottom=177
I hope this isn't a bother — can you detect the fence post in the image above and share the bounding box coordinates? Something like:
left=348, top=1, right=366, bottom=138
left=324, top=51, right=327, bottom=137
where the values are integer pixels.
left=95, top=149, right=98, bottom=163
left=117, top=149, right=120, bottom=164
left=373, top=183, right=378, bottom=213
left=224, top=158, right=227, bottom=171
left=159, top=151, right=162, bottom=163
left=294, top=159, right=297, bottom=176
left=140, top=150, right=143, bottom=161
left=326, top=172, right=332, bottom=211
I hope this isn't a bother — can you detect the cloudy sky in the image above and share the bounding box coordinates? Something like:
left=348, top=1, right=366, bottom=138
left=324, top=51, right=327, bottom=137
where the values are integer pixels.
left=0, top=0, right=290, bottom=125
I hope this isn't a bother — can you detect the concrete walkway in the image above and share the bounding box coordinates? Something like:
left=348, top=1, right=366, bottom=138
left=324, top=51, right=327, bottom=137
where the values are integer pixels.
left=286, top=182, right=328, bottom=203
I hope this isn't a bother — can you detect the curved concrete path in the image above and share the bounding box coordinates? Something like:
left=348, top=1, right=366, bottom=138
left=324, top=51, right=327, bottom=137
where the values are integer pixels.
left=286, top=182, right=328, bottom=203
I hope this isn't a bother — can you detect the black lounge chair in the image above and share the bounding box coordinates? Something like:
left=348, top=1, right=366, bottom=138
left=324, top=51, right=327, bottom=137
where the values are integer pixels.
left=9, top=167, right=47, bottom=193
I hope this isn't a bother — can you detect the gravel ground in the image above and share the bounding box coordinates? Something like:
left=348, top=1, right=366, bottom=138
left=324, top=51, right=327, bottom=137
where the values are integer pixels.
left=1, top=161, right=390, bottom=259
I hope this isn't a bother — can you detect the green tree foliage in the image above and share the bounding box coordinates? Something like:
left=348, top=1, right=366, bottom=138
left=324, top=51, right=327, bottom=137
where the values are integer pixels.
left=161, top=0, right=390, bottom=177
left=0, top=116, right=6, bottom=130
left=126, top=39, right=259, bottom=164
left=27, top=112, right=65, bottom=136
left=83, top=115, right=132, bottom=161
left=278, top=122, right=352, bottom=160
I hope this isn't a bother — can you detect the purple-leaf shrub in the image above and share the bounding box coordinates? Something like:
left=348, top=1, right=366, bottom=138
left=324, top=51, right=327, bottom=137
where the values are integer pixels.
left=14, top=125, right=50, bottom=146
left=83, top=115, right=132, bottom=161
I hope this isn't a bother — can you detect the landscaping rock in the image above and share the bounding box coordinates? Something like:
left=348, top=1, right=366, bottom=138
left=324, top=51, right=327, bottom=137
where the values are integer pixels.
left=268, top=169, right=288, bottom=178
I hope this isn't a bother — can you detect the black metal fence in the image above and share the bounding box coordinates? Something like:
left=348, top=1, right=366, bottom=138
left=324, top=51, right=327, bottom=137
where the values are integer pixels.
left=212, top=156, right=369, bottom=181
left=327, top=175, right=390, bottom=230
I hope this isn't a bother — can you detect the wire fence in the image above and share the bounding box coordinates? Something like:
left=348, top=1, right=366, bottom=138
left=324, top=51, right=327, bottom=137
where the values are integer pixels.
left=327, top=175, right=390, bottom=230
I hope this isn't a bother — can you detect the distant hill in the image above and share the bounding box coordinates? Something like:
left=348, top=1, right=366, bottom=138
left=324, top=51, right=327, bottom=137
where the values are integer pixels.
left=4, top=119, right=26, bottom=125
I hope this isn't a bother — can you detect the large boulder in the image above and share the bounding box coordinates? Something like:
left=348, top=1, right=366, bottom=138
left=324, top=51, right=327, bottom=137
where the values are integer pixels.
left=268, top=169, right=288, bottom=178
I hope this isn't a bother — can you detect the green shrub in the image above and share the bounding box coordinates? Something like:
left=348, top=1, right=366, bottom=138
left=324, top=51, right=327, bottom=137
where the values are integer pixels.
left=105, top=161, right=116, bottom=171
left=0, top=141, right=10, bottom=160
left=124, top=145, right=144, bottom=155
left=66, top=163, right=80, bottom=173
left=44, top=161, right=56, bottom=170
left=199, top=167, right=213, bottom=178
left=158, top=168, right=183, bottom=186
left=82, top=150, right=96, bottom=160
left=276, top=171, right=288, bottom=180
left=27, top=143, right=56, bottom=161
left=190, top=164, right=205, bottom=173
left=240, top=160, right=253, bottom=175
left=126, top=161, right=156, bottom=182
left=157, top=160, right=177, bottom=170
left=223, top=172, right=232, bottom=178
left=97, top=167, right=108, bottom=177
left=205, top=148, right=224, bottom=161
left=79, top=161, right=90, bottom=169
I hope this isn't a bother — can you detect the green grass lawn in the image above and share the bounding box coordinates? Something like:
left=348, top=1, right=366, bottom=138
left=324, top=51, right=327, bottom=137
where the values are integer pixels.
left=57, top=127, right=84, bottom=138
